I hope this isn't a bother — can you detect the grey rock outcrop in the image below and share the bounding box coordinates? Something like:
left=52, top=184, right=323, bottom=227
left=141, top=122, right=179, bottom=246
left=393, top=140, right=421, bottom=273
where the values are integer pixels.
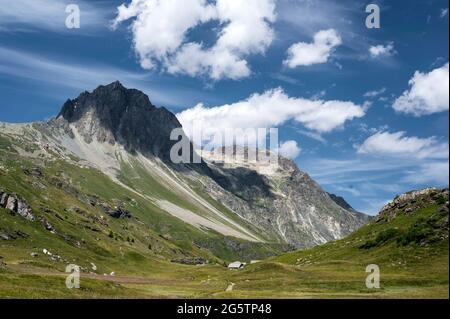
left=378, top=188, right=449, bottom=222
left=100, top=203, right=132, bottom=219
left=0, top=189, right=35, bottom=221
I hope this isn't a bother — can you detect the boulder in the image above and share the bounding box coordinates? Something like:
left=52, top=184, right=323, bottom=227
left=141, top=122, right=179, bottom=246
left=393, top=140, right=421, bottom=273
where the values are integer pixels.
left=5, top=196, right=17, bottom=212
left=17, top=200, right=35, bottom=221
left=100, top=203, right=132, bottom=219
left=0, top=232, right=11, bottom=240
left=39, top=217, right=56, bottom=233
left=0, top=191, right=35, bottom=221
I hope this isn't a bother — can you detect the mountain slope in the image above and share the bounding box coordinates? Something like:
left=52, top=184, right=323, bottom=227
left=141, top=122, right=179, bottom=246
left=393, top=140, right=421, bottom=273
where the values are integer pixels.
left=1, top=82, right=368, bottom=251
left=236, top=187, right=449, bottom=298
left=0, top=186, right=446, bottom=298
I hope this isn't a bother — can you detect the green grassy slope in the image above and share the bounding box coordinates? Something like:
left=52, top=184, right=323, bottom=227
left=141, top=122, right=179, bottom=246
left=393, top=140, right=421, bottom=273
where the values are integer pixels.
left=1, top=127, right=448, bottom=299
left=229, top=192, right=449, bottom=298
left=1, top=128, right=289, bottom=298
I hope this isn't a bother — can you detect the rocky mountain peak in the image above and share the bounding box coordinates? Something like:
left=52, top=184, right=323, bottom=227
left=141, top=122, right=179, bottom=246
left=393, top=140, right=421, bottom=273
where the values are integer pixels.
left=53, top=81, right=185, bottom=159
left=57, top=81, right=154, bottom=123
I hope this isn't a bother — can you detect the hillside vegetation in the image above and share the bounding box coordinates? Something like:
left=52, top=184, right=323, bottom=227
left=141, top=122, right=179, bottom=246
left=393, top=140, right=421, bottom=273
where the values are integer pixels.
left=1, top=145, right=448, bottom=300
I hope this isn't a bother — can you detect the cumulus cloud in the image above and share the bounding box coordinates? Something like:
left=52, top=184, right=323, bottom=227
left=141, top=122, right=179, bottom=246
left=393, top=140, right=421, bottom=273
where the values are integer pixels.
left=369, top=42, right=396, bottom=58
left=113, top=0, right=276, bottom=80
left=393, top=63, right=449, bottom=116
left=283, top=29, right=342, bottom=68
left=177, top=88, right=366, bottom=148
left=357, top=131, right=449, bottom=160
left=278, top=140, right=301, bottom=159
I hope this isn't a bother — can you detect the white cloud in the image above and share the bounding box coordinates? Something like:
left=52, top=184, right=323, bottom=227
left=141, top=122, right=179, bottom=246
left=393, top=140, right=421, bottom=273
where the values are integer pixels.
left=364, top=87, right=386, bottom=98
left=278, top=140, right=301, bottom=159
left=440, top=8, right=449, bottom=18
left=369, top=42, right=396, bottom=58
left=176, top=88, right=366, bottom=148
left=283, top=29, right=342, bottom=68
left=357, top=131, right=449, bottom=160
left=404, top=162, right=450, bottom=185
left=296, top=129, right=327, bottom=144
left=393, top=63, right=449, bottom=116
left=113, top=0, right=276, bottom=80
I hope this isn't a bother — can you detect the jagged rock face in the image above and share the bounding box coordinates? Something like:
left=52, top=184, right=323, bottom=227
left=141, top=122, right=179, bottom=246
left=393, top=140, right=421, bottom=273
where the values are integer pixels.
left=201, top=153, right=370, bottom=248
left=54, top=81, right=184, bottom=159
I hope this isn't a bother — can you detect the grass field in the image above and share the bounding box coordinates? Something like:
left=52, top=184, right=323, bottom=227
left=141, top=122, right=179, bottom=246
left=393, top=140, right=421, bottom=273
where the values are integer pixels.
left=1, top=202, right=447, bottom=299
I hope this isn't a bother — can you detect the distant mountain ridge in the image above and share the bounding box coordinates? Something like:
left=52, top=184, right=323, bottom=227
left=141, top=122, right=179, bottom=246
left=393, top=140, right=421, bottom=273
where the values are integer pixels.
left=327, top=193, right=358, bottom=212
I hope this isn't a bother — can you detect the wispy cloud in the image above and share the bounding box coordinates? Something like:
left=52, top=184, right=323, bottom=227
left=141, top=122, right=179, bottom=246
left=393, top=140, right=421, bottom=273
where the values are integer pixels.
left=276, top=0, right=380, bottom=63
left=364, top=87, right=386, bottom=98
left=0, top=47, right=143, bottom=90
left=302, top=155, right=449, bottom=215
left=0, top=46, right=218, bottom=108
left=0, top=0, right=112, bottom=34
left=404, top=162, right=450, bottom=185
left=296, top=129, right=327, bottom=144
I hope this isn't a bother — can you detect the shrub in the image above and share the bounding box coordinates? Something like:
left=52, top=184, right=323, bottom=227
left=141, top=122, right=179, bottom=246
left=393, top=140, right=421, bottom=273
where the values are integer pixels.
left=436, top=195, right=448, bottom=205
left=397, top=218, right=435, bottom=246
left=360, top=228, right=402, bottom=249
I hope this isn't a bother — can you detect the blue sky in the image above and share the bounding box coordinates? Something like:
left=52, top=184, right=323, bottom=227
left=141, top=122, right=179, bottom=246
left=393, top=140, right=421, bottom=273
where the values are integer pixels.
left=0, top=0, right=448, bottom=214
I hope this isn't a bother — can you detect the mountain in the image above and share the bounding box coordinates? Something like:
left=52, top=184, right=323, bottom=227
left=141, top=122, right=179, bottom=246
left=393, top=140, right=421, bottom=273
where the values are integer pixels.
left=0, top=82, right=376, bottom=297
left=1, top=82, right=368, bottom=250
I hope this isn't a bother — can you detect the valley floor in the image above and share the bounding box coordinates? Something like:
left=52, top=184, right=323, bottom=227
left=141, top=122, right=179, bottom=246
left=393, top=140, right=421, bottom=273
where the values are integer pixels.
left=1, top=253, right=448, bottom=299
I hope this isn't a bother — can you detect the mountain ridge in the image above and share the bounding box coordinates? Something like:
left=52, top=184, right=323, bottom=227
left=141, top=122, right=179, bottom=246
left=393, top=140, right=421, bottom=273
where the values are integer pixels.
left=1, top=81, right=369, bottom=250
